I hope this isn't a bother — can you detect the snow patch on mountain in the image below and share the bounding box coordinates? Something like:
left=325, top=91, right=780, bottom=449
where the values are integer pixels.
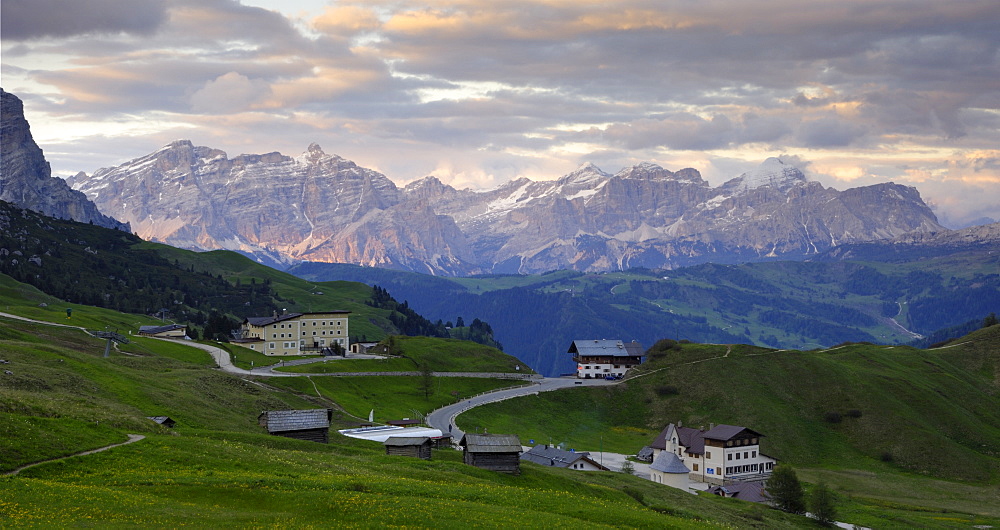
left=734, top=157, right=807, bottom=192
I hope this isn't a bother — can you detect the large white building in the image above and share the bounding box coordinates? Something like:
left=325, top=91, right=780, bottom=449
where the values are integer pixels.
left=236, top=311, right=349, bottom=356
left=569, top=339, right=645, bottom=379
left=651, top=422, right=776, bottom=486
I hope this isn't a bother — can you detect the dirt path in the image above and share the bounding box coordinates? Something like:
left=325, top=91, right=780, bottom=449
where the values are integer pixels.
left=4, top=434, right=145, bottom=477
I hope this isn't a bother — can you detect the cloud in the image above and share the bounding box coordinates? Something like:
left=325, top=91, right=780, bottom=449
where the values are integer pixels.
left=1, top=0, right=167, bottom=41
left=190, top=72, right=271, bottom=113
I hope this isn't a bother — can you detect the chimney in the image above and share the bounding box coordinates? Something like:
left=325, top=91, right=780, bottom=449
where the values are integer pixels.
left=678, top=420, right=683, bottom=428
left=709, top=423, right=715, bottom=430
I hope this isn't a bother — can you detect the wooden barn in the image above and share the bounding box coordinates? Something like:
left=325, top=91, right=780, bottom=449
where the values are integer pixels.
left=258, top=409, right=332, bottom=444
left=383, top=436, right=433, bottom=460
left=147, top=416, right=176, bottom=428
left=460, top=433, right=522, bottom=474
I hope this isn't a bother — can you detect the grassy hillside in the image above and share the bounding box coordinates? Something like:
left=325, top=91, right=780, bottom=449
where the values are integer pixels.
left=3, top=307, right=812, bottom=528
left=290, top=254, right=1000, bottom=376
left=460, top=329, right=1000, bottom=525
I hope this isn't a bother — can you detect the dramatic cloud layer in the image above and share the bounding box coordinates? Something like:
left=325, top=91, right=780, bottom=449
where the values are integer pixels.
left=2, top=0, right=998, bottom=227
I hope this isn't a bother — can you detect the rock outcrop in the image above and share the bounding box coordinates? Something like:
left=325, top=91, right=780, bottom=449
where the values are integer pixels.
left=0, top=89, right=129, bottom=231
left=70, top=141, right=945, bottom=274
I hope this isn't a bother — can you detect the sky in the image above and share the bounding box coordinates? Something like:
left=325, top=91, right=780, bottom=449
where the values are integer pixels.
left=2, top=0, right=998, bottom=228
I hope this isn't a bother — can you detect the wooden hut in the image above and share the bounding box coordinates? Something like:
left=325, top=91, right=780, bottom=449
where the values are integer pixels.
left=147, top=416, right=176, bottom=428
left=383, top=436, right=433, bottom=460
left=258, top=409, right=332, bottom=444
left=459, top=433, right=522, bottom=474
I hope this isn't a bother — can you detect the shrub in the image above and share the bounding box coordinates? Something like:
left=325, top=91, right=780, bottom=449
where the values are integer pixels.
left=823, top=411, right=842, bottom=424
left=655, top=385, right=680, bottom=397
left=880, top=451, right=894, bottom=463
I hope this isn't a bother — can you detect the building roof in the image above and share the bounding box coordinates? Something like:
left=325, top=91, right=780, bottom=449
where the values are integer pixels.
left=636, top=446, right=654, bottom=462
left=138, top=324, right=186, bottom=334
left=708, top=482, right=768, bottom=503
left=652, top=422, right=763, bottom=455
left=650, top=452, right=690, bottom=474
left=520, top=445, right=591, bottom=468
left=703, top=424, right=762, bottom=442
left=460, top=433, right=522, bottom=453
left=259, top=409, right=331, bottom=433
left=383, top=436, right=431, bottom=447
left=568, top=339, right=645, bottom=357
left=147, top=416, right=175, bottom=425
left=245, top=311, right=351, bottom=327
left=245, top=313, right=305, bottom=327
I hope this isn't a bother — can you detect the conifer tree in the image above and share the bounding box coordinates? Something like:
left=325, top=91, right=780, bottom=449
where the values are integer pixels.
left=809, top=482, right=837, bottom=525
left=766, top=465, right=805, bottom=514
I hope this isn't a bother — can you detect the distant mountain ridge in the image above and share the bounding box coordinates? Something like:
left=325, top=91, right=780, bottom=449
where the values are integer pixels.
left=0, top=89, right=129, bottom=232
left=69, top=140, right=945, bottom=274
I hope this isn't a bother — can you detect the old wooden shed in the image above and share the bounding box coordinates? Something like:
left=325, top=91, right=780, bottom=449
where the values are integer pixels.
left=383, top=436, right=433, bottom=460
left=459, top=433, right=522, bottom=474
left=258, top=409, right=332, bottom=444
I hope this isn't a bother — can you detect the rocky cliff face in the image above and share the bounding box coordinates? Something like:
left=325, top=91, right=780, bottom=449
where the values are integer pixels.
left=0, top=89, right=129, bottom=231
left=70, top=141, right=945, bottom=274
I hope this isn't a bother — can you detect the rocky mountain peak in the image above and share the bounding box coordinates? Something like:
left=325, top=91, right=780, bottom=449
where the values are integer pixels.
left=0, top=89, right=129, bottom=231
left=731, top=157, right=808, bottom=192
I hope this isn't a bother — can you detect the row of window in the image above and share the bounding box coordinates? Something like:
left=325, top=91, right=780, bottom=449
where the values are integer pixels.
left=272, top=321, right=343, bottom=329
left=725, top=462, right=774, bottom=475
left=267, top=338, right=346, bottom=350
left=271, top=330, right=344, bottom=339
left=725, top=438, right=758, bottom=447
left=727, top=450, right=757, bottom=461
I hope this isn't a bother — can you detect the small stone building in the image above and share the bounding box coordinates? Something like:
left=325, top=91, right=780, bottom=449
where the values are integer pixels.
left=384, top=436, right=433, bottom=460
left=459, top=433, right=522, bottom=474
left=258, top=409, right=332, bottom=444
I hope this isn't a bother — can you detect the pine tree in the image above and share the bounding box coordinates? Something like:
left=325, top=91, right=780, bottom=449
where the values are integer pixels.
left=809, top=482, right=837, bottom=525
left=766, top=465, right=805, bottom=514
left=984, top=312, right=999, bottom=328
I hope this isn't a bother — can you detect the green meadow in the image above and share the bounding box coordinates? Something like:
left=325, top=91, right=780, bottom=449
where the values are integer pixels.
left=4, top=308, right=810, bottom=528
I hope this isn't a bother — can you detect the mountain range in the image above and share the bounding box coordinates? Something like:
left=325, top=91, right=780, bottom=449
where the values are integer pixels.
left=0, top=89, right=129, bottom=232
left=67, top=140, right=944, bottom=274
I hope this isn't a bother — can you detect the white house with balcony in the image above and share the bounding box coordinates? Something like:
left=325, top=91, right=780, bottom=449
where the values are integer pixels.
left=650, top=422, right=776, bottom=486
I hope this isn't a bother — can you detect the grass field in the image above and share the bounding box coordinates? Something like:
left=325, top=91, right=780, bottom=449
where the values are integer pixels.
left=459, top=330, right=1000, bottom=526
left=2, top=307, right=814, bottom=528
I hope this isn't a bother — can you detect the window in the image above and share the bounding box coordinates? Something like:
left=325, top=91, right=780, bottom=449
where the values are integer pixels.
left=744, top=451, right=749, bottom=459
left=693, top=463, right=699, bottom=471
left=706, top=451, right=712, bottom=459
left=736, top=453, right=740, bottom=460
left=752, top=451, right=757, bottom=458
left=728, top=454, right=732, bottom=461
left=269, top=342, right=275, bottom=349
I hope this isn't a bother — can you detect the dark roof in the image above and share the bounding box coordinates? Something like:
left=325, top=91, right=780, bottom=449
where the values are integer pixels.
left=650, top=452, right=690, bottom=474
left=259, top=409, right=331, bottom=433
left=460, top=433, right=522, bottom=453
left=568, top=340, right=645, bottom=357
left=245, top=311, right=351, bottom=327
left=245, top=313, right=304, bottom=327
left=138, top=324, right=186, bottom=335
left=636, top=446, right=654, bottom=461
left=147, top=416, right=175, bottom=426
left=383, top=436, right=431, bottom=447
left=708, top=482, right=768, bottom=503
left=520, top=445, right=587, bottom=467
left=703, top=424, right=762, bottom=442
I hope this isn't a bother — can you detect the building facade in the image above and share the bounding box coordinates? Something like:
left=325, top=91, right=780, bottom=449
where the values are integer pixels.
left=651, top=423, right=776, bottom=485
left=569, top=339, right=645, bottom=379
left=237, top=311, right=349, bottom=356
